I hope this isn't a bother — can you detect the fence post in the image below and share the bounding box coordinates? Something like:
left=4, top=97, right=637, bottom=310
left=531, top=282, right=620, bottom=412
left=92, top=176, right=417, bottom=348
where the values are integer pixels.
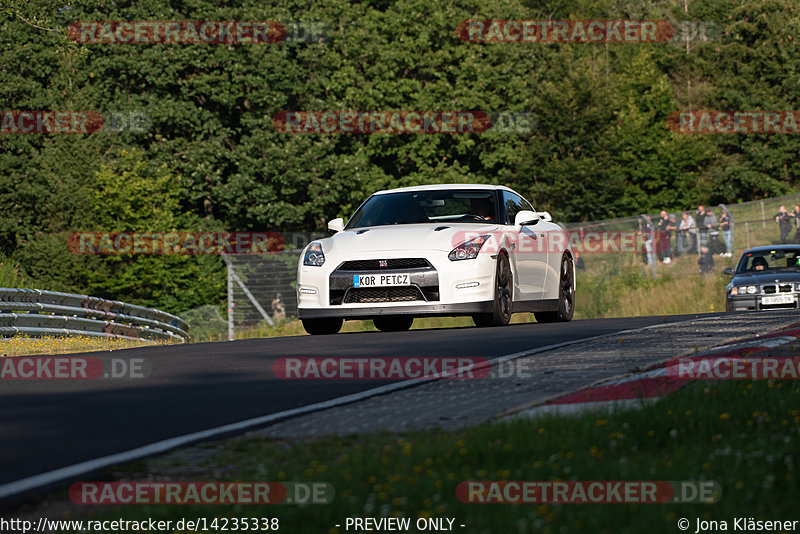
left=745, top=222, right=750, bottom=249
left=761, top=201, right=766, bottom=228
left=226, top=255, right=234, bottom=341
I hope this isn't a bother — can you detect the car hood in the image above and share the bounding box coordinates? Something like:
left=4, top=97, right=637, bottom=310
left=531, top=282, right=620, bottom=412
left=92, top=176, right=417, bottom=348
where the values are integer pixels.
left=731, top=271, right=800, bottom=285
left=321, top=223, right=500, bottom=254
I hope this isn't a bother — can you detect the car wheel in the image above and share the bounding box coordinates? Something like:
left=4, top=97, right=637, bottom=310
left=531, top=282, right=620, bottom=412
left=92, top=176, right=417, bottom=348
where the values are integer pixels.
left=472, top=253, right=513, bottom=327
left=373, top=315, right=414, bottom=332
left=535, top=254, right=575, bottom=323
left=301, top=317, right=343, bottom=335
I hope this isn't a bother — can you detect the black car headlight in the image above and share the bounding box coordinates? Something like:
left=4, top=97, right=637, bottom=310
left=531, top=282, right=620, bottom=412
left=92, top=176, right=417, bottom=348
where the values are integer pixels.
left=449, top=235, right=490, bottom=261
left=303, top=242, right=325, bottom=266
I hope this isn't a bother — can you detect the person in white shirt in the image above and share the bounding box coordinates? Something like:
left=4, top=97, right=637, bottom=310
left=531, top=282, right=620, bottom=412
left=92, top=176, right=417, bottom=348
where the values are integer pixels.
left=679, top=212, right=697, bottom=255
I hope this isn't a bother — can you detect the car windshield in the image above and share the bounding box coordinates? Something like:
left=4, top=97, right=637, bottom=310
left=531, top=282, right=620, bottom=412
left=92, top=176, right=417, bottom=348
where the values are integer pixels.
left=736, top=249, right=800, bottom=273
left=346, top=190, right=498, bottom=228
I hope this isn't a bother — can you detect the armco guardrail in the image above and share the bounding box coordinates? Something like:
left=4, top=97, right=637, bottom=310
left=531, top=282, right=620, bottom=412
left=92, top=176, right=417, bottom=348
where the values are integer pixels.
left=0, top=288, right=189, bottom=342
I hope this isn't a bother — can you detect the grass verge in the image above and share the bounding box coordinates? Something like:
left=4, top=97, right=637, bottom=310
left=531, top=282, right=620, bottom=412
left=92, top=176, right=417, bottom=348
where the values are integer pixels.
left=60, top=379, right=799, bottom=533
left=0, top=335, right=165, bottom=357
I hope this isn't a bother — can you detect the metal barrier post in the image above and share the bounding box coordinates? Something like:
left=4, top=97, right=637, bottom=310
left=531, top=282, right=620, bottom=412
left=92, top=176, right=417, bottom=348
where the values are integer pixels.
left=227, top=256, right=235, bottom=341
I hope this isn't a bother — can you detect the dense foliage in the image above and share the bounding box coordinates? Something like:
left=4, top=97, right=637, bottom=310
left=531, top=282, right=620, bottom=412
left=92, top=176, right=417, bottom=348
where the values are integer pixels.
left=1, top=0, right=798, bottom=312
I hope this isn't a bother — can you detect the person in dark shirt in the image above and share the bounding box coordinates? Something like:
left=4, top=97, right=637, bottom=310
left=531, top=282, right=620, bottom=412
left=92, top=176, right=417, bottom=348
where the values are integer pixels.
left=792, top=204, right=800, bottom=243
left=704, top=207, right=720, bottom=254
left=698, top=245, right=714, bottom=275
left=696, top=205, right=708, bottom=249
left=666, top=213, right=679, bottom=258
left=775, top=205, right=792, bottom=243
left=574, top=251, right=586, bottom=271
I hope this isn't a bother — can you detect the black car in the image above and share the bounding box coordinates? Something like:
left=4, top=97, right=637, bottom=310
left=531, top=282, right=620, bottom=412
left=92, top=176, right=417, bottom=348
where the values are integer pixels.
left=725, top=245, right=800, bottom=311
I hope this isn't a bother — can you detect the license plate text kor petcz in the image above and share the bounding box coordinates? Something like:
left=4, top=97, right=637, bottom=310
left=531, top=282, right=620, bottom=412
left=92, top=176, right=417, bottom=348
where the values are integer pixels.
left=353, top=274, right=410, bottom=287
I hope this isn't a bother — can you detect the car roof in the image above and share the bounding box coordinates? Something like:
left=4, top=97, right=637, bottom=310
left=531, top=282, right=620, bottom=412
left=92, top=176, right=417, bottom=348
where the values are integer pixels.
left=373, top=183, right=517, bottom=195
left=744, top=245, right=800, bottom=254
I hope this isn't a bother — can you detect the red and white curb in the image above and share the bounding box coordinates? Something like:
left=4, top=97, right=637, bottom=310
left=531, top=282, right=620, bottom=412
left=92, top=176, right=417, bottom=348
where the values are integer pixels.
left=508, top=324, right=800, bottom=418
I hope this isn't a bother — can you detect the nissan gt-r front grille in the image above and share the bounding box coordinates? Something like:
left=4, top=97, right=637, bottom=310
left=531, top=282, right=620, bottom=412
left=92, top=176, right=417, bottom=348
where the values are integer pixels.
left=343, top=287, right=425, bottom=304
left=338, top=258, right=431, bottom=271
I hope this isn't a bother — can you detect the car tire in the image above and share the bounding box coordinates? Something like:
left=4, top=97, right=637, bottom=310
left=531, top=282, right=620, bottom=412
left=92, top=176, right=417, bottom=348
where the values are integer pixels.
left=472, top=253, right=513, bottom=327
left=373, top=315, right=414, bottom=332
left=301, top=317, right=343, bottom=335
left=535, top=254, right=575, bottom=323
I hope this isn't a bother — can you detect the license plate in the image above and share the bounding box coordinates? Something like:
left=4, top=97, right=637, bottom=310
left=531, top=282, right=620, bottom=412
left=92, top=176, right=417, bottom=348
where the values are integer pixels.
left=762, top=294, right=795, bottom=305
left=353, top=273, right=410, bottom=287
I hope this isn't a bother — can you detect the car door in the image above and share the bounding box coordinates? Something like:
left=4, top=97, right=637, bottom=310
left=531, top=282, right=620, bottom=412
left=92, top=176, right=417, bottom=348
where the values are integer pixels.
left=501, top=190, right=548, bottom=300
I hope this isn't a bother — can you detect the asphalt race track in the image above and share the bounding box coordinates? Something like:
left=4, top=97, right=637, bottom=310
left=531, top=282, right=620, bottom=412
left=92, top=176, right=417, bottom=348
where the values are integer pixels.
left=0, top=313, right=717, bottom=503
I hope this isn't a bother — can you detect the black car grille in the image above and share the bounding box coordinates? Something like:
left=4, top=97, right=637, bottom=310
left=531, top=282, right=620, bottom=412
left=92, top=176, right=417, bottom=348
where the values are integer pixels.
left=761, top=284, right=793, bottom=294
left=338, top=258, right=431, bottom=271
left=343, top=287, right=424, bottom=304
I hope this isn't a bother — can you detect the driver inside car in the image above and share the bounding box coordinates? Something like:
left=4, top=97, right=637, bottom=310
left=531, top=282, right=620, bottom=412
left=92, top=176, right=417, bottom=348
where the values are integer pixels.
left=470, top=197, right=495, bottom=222
left=752, top=256, right=768, bottom=271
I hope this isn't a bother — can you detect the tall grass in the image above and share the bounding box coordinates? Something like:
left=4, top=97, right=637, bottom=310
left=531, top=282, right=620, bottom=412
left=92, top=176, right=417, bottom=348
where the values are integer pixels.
left=0, top=254, right=23, bottom=288
left=575, top=252, right=732, bottom=319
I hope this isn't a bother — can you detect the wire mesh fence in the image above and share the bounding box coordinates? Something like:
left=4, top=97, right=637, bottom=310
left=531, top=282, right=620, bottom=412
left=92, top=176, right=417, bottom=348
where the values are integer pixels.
left=221, top=233, right=325, bottom=340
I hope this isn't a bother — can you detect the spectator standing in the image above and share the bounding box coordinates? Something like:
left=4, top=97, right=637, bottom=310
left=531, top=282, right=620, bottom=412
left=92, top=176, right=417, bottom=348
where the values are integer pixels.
left=641, top=221, right=656, bottom=266
left=657, top=210, right=672, bottom=263
left=679, top=211, right=697, bottom=255
left=792, top=205, right=800, bottom=243
left=704, top=207, right=720, bottom=254
left=698, top=245, right=714, bottom=275
left=718, top=209, right=732, bottom=257
left=575, top=251, right=586, bottom=271
left=775, top=205, right=792, bottom=243
left=667, top=213, right=679, bottom=258
left=696, top=205, right=708, bottom=249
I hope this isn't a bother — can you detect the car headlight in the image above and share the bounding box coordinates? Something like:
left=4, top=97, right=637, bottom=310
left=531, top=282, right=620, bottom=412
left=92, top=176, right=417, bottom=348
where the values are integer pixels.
left=303, top=242, right=325, bottom=266
left=747, top=285, right=758, bottom=294
left=730, top=287, right=738, bottom=295
left=449, top=235, right=490, bottom=261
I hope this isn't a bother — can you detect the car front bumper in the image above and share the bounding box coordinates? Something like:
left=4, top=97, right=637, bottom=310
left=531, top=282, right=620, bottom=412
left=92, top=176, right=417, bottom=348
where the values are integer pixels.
left=298, top=301, right=495, bottom=320
left=297, top=251, right=499, bottom=318
left=727, top=293, right=800, bottom=311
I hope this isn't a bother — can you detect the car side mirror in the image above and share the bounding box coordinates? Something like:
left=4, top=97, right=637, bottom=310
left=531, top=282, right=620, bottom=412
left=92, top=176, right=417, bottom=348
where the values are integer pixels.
left=538, top=211, right=553, bottom=222
left=723, top=267, right=733, bottom=276
left=327, top=218, right=344, bottom=234
left=514, top=210, right=539, bottom=227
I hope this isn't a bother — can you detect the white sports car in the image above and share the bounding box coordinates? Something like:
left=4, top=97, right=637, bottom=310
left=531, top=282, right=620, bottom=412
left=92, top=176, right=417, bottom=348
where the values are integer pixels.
left=296, top=184, right=575, bottom=334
